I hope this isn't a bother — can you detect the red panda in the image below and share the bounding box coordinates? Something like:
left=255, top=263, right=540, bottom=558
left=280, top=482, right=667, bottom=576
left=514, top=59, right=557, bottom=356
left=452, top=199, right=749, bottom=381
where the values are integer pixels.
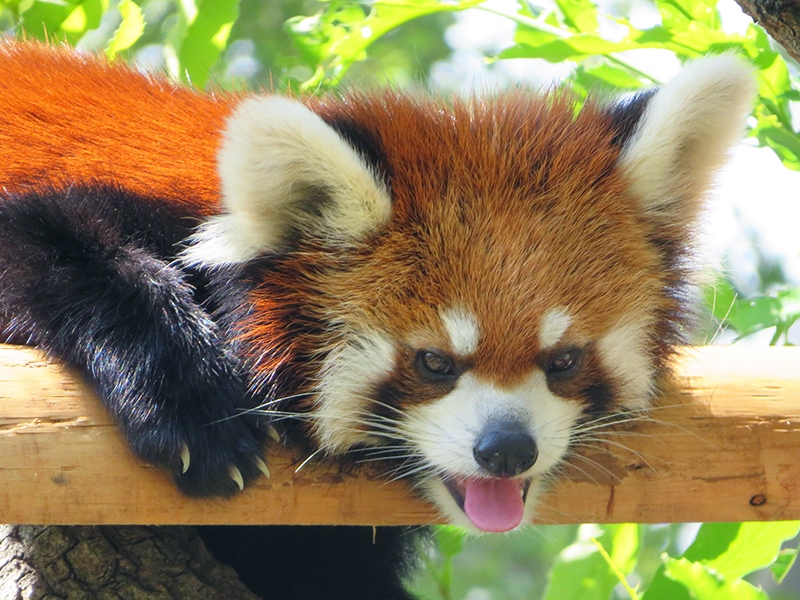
left=0, top=42, right=755, bottom=597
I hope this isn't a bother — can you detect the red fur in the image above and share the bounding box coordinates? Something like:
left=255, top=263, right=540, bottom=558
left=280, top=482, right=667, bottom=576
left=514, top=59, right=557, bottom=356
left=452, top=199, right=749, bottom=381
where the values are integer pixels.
left=0, top=42, right=235, bottom=215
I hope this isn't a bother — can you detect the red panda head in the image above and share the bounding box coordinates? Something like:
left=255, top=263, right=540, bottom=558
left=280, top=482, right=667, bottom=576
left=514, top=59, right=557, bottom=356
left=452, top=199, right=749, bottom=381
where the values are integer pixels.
left=184, top=56, right=755, bottom=532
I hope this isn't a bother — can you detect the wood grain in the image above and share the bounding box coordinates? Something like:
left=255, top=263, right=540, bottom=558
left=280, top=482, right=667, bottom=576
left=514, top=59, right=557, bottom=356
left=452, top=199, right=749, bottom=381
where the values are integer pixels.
left=2, top=344, right=800, bottom=526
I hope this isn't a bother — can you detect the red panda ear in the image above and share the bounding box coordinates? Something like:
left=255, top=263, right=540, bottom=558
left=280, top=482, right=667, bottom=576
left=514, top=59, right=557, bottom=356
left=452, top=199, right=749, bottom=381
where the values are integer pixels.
left=182, top=97, right=391, bottom=267
left=616, top=55, right=757, bottom=232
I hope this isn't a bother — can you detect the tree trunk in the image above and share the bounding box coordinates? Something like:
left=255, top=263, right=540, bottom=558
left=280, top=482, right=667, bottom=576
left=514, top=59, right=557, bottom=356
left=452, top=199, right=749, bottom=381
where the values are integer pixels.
left=733, top=0, right=800, bottom=63
left=0, top=525, right=259, bottom=599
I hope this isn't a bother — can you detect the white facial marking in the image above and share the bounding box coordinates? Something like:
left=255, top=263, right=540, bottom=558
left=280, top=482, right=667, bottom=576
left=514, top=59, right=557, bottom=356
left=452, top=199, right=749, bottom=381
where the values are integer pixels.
left=440, top=307, right=480, bottom=356
left=597, top=320, right=655, bottom=410
left=401, top=372, right=583, bottom=530
left=539, top=307, right=572, bottom=349
left=313, top=330, right=396, bottom=453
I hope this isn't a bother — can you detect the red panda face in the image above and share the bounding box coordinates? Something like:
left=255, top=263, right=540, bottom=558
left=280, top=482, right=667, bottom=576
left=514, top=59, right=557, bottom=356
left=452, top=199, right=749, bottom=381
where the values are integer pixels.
left=184, top=56, right=756, bottom=531
left=301, top=95, right=664, bottom=531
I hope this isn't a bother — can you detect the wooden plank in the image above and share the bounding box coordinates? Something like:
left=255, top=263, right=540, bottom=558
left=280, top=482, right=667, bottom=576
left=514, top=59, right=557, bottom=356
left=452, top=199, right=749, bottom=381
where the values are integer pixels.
left=1, top=344, right=800, bottom=526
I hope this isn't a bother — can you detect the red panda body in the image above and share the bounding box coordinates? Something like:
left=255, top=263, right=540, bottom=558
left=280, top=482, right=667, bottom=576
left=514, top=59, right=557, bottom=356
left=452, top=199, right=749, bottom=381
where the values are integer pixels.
left=0, top=42, right=755, bottom=597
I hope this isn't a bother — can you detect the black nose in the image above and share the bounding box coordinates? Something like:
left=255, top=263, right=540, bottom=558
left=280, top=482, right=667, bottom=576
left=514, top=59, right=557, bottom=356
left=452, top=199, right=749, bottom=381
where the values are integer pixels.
left=473, top=421, right=538, bottom=477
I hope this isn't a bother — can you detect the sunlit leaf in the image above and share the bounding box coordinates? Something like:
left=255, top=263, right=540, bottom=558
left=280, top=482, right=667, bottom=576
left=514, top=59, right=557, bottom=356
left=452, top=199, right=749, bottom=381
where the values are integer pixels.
left=611, top=523, right=642, bottom=574
left=19, top=0, right=80, bottom=39
left=435, top=526, right=466, bottom=559
left=501, top=31, right=639, bottom=63
left=543, top=524, right=639, bottom=600
left=770, top=549, right=798, bottom=584
left=178, top=0, right=240, bottom=87
left=664, top=558, right=770, bottom=600
left=59, top=0, right=104, bottom=39
left=705, top=276, right=800, bottom=340
left=106, top=0, right=144, bottom=60
left=555, top=0, right=598, bottom=33
left=732, top=289, right=800, bottom=339
left=656, top=0, right=718, bottom=31
left=644, top=522, right=800, bottom=598
left=574, top=61, right=648, bottom=90
left=286, top=0, right=483, bottom=89
left=705, top=522, right=800, bottom=580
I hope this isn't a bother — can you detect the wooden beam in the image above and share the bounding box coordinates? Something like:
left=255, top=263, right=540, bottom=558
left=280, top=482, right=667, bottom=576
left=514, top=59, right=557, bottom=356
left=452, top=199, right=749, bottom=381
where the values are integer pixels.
left=1, top=344, right=800, bottom=526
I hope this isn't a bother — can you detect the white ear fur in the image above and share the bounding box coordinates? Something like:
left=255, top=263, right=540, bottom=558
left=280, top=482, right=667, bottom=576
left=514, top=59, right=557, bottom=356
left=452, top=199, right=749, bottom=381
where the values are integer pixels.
left=617, top=55, right=757, bottom=228
left=183, top=96, right=391, bottom=267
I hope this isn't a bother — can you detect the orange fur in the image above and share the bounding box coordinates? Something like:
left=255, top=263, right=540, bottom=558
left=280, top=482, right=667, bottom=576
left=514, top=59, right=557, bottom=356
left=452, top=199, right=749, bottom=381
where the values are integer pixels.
left=0, top=42, right=235, bottom=214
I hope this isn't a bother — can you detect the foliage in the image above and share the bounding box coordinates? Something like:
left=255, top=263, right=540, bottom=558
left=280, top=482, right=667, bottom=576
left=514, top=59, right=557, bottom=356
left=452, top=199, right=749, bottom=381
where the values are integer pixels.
left=283, top=0, right=483, bottom=89
left=705, top=278, right=800, bottom=344
left=418, top=522, right=800, bottom=599
left=2, top=0, right=800, bottom=597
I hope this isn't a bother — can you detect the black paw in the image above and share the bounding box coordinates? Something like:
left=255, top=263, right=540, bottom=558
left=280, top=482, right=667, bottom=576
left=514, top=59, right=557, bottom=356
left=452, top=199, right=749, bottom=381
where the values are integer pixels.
left=127, top=404, right=270, bottom=497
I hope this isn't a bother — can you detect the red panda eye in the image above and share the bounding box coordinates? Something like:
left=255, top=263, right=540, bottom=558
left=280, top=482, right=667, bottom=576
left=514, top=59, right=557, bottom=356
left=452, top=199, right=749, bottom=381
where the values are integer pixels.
left=416, top=350, right=457, bottom=381
left=547, top=349, right=580, bottom=376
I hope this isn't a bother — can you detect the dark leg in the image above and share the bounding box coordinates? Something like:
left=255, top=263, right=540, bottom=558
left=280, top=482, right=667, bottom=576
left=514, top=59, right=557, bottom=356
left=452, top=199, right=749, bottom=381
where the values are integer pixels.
left=0, top=186, right=266, bottom=496
left=197, top=526, right=425, bottom=599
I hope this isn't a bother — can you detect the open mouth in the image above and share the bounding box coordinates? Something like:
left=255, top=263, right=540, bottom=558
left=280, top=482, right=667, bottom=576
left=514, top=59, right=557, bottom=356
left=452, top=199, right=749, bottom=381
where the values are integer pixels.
left=443, top=475, right=532, bottom=533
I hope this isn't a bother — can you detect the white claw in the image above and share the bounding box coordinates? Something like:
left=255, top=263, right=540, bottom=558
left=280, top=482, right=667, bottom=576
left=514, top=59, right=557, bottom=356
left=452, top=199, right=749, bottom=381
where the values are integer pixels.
left=229, top=465, right=244, bottom=490
left=180, top=443, right=191, bottom=473
left=267, top=425, right=281, bottom=444
left=255, top=457, right=271, bottom=479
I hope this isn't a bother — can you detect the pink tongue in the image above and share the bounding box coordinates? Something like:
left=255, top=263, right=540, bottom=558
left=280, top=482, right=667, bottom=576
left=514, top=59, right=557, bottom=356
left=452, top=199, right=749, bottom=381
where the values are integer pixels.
left=463, top=478, right=524, bottom=532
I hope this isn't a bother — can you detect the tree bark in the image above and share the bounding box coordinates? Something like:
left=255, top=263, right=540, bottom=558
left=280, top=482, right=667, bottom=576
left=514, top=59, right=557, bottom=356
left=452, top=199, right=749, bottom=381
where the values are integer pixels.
left=734, top=0, right=800, bottom=63
left=0, top=524, right=260, bottom=599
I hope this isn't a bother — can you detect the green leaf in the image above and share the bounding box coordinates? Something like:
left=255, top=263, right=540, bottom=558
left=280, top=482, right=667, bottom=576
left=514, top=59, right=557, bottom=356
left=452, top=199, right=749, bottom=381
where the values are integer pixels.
left=704, top=522, right=800, bottom=580
left=644, top=523, right=800, bottom=599
left=543, top=524, right=639, bottom=600
left=286, top=0, right=482, bottom=89
left=59, top=0, right=104, bottom=40
left=426, top=526, right=467, bottom=599
left=770, top=549, right=798, bottom=584
left=574, top=61, right=647, bottom=91
left=643, top=523, right=741, bottom=600
left=705, top=277, right=800, bottom=340
left=740, top=24, right=800, bottom=169
left=610, top=523, right=641, bottom=575
left=177, top=0, right=241, bottom=88
left=19, top=0, right=81, bottom=40
left=501, top=31, right=639, bottom=63
left=664, top=558, right=770, bottom=600
left=733, top=289, right=800, bottom=339
left=554, top=0, right=598, bottom=33
left=16, top=0, right=104, bottom=42
left=704, top=277, right=738, bottom=323
left=754, top=123, right=800, bottom=171
left=435, top=526, right=466, bottom=559
left=655, top=0, right=718, bottom=31
left=105, top=0, right=144, bottom=60
left=683, top=523, right=743, bottom=563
